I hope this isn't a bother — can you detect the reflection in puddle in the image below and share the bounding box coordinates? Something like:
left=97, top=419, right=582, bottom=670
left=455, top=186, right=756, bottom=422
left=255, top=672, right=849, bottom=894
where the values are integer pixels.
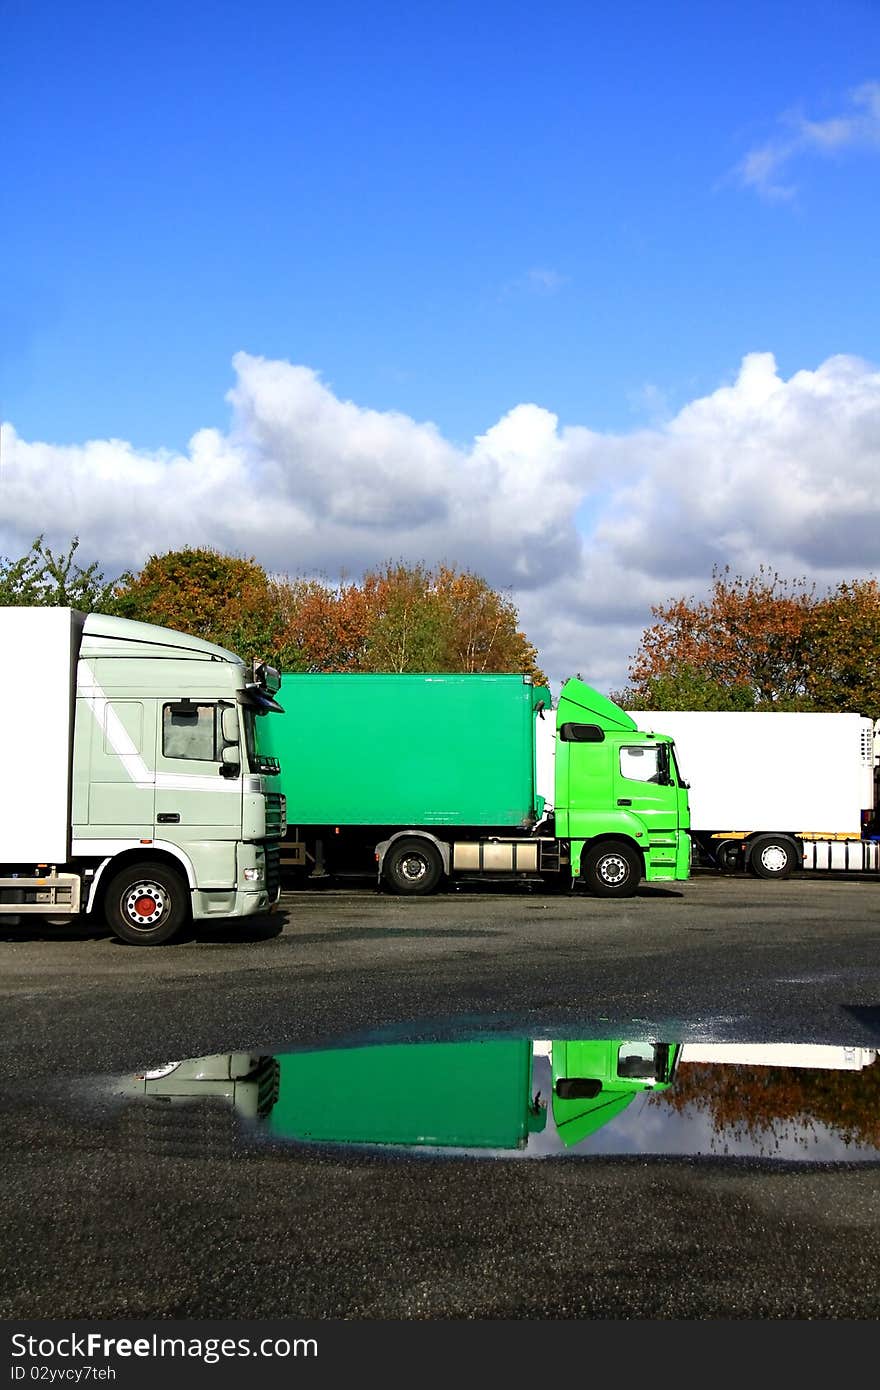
left=113, top=1037, right=880, bottom=1162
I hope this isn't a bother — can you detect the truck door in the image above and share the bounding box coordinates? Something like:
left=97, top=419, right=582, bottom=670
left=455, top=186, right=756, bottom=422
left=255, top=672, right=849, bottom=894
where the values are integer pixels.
left=613, top=740, right=680, bottom=837
left=154, top=701, right=243, bottom=865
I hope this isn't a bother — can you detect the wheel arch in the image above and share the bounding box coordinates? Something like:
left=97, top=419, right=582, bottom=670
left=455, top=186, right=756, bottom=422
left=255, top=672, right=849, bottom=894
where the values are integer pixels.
left=374, top=830, right=452, bottom=879
left=745, top=831, right=803, bottom=877
left=87, top=844, right=196, bottom=914
left=575, top=833, right=645, bottom=878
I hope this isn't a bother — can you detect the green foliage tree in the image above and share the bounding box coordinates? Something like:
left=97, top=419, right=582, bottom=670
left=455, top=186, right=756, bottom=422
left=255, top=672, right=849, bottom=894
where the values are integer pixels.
left=612, top=663, right=756, bottom=712
left=801, top=578, right=880, bottom=718
left=356, top=561, right=445, bottom=673
left=2, top=539, right=548, bottom=683
left=0, top=535, right=118, bottom=611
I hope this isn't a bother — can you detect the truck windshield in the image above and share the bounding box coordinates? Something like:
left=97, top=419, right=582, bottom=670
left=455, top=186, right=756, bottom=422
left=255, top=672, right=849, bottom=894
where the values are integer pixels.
left=243, top=706, right=280, bottom=776
left=670, top=745, right=689, bottom=788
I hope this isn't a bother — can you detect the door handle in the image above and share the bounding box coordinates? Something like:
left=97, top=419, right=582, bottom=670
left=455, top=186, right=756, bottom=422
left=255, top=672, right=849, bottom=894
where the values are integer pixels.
left=157, top=812, right=180, bottom=824
left=617, top=798, right=632, bottom=806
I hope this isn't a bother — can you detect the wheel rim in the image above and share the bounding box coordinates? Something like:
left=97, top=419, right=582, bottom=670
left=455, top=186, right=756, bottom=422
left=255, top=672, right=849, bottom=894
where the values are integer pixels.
left=599, top=854, right=630, bottom=885
left=759, top=845, right=789, bottom=873
left=399, top=854, right=429, bottom=882
left=122, top=880, right=168, bottom=930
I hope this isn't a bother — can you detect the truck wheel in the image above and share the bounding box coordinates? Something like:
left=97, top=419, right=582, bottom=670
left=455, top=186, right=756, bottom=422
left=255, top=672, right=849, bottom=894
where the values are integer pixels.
left=103, top=863, right=189, bottom=945
left=747, top=836, right=799, bottom=880
left=714, top=839, right=744, bottom=873
left=382, top=838, right=444, bottom=896
left=582, top=840, right=641, bottom=897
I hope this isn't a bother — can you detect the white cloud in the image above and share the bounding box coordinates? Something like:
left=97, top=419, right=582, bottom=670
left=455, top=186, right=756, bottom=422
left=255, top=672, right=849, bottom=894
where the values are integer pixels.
left=2, top=348, right=880, bottom=695
left=731, top=80, right=880, bottom=200
left=500, top=266, right=569, bottom=298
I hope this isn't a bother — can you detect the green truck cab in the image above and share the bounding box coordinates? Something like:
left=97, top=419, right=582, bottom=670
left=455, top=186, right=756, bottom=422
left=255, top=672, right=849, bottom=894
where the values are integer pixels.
left=258, top=671, right=690, bottom=898
left=551, top=1039, right=681, bottom=1145
left=553, top=678, right=691, bottom=893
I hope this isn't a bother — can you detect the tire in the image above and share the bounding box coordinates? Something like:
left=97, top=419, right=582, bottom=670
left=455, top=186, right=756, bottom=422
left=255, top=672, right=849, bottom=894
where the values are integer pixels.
left=747, top=835, right=800, bottom=880
left=103, top=862, right=189, bottom=945
left=582, top=840, right=642, bottom=898
left=382, top=838, right=445, bottom=896
left=714, top=839, right=744, bottom=873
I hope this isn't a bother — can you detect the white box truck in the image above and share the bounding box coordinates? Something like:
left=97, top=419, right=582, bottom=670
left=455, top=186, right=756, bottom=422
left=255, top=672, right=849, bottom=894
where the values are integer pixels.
left=0, top=607, right=287, bottom=944
left=627, top=709, right=880, bottom=878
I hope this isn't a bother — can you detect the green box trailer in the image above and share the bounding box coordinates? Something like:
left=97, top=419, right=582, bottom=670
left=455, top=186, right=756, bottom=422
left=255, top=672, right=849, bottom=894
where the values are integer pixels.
left=257, top=672, right=691, bottom=898
left=267, top=1039, right=546, bottom=1151
left=262, top=672, right=548, bottom=828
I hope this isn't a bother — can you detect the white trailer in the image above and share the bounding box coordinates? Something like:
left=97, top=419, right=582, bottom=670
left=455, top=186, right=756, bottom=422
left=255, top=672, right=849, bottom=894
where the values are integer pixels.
left=678, top=1044, right=878, bottom=1070
left=627, top=709, right=880, bottom=877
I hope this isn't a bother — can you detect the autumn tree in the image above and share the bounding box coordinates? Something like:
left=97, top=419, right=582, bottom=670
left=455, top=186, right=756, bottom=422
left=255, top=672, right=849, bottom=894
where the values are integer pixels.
left=658, top=1059, right=880, bottom=1152
left=433, top=564, right=544, bottom=678
left=352, top=561, right=544, bottom=680
left=619, top=565, right=880, bottom=719
left=112, top=547, right=298, bottom=668
left=623, top=565, right=817, bottom=709
left=2, top=538, right=548, bottom=682
left=269, top=560, right=546, bottom=681
left=268, top=574, right=370, bottom=672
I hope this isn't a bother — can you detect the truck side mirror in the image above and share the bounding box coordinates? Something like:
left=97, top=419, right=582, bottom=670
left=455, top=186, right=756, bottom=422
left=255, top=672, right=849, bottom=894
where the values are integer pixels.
left=221, top=707, right=240, bottom=745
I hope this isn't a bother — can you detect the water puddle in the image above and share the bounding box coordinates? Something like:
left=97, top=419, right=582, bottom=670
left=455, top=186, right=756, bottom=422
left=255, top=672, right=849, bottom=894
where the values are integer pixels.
left=102, top=1036, right=880, bottom=1162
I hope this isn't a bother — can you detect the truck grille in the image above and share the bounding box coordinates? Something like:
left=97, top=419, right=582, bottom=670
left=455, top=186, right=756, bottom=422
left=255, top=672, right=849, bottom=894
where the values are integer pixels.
left=264, top=841, right=281, bottom=902
left=257, top=1057, right=281, bottom=1116
left=264, top=791, right=286, bottom=839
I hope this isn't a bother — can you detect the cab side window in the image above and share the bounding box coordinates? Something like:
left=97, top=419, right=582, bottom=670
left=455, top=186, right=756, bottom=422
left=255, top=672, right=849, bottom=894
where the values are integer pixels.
left=163, top=703, right=220, bottom=761
left=619, top=745, right=661, bottom=783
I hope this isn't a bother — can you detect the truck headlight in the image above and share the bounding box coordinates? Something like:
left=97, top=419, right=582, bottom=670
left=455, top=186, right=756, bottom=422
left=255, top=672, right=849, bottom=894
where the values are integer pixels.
left=243, top=867, right=264, bottom=882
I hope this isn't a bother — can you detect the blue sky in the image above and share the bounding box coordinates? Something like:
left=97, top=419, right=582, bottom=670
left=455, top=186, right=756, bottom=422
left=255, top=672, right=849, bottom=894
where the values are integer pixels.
left=2, top=0, right=880, bottom=691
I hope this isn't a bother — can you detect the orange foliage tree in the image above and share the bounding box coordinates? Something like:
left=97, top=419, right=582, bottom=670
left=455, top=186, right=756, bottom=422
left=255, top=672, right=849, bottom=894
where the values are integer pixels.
left=273, top=560, right=546, bottom=681
left=112, top=547, right=299, bottom=668
left=267, top=574, right=371, bottom=671
left=657, top=1059, right=880, bottom=1153
left=618, top=566, right=880, bottom=718
left=434, top=564, right=543, bottom=676
left=113, top=549, right=546, bottom=682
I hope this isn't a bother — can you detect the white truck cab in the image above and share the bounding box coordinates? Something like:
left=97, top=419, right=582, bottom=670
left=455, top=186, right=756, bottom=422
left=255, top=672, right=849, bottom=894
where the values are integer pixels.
left=0, top=607, right=286, bottom=944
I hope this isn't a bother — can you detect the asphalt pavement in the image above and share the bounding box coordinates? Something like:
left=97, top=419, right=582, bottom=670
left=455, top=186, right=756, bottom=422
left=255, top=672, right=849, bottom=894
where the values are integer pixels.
left=2, top=872, right=880, bottom=1326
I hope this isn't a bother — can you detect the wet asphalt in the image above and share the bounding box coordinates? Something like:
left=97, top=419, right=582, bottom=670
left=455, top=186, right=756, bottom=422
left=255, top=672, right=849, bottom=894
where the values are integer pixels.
left=2, top=871, right=880, bottom=1323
